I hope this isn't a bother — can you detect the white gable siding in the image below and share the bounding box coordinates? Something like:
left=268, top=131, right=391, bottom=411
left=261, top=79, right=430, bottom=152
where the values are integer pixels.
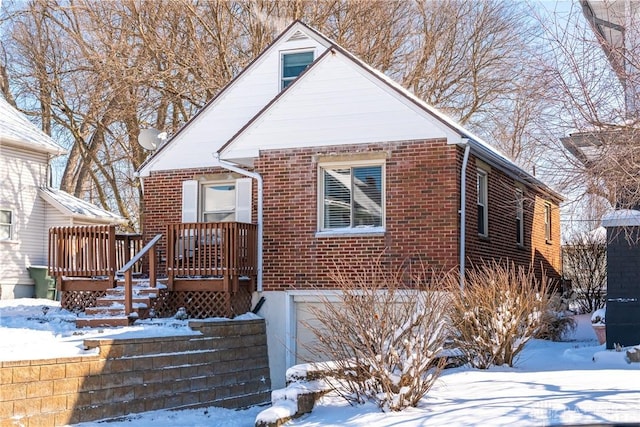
left=0, top=146, right=49, bottom=298
left=140, top=30, right=330, bottom=176
left=220, top=51, right=461, bottom=161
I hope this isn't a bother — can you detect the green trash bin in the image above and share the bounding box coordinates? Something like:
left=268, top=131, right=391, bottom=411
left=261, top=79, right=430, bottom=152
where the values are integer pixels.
left=27, top=266, right=56, bottom=300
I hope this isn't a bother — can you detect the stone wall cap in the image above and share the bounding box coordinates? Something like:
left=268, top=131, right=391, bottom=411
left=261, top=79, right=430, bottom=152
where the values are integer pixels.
left=602, top=210, right=640, bottom=227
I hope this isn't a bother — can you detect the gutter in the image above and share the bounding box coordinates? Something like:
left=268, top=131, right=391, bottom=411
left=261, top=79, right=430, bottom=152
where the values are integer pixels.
left=212, top=153, right=264, bottom=292
left=458, top=139, right=471, bottom=291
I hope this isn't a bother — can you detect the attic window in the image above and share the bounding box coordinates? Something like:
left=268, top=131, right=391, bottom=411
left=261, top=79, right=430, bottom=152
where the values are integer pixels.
left=281, top=51, right=314, bottom=89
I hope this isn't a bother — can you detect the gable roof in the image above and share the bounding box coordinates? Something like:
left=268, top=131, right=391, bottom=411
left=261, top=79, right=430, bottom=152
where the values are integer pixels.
left=137, top=21, right=332, bottom=177
left=217, top=23, right=561, bottom=201
left=0, top=95, right=66, bottom=156
left=39, top=187, right=127, bottom=225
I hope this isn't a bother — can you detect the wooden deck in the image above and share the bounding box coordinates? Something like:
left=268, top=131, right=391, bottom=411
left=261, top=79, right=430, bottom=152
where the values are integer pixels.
left=48, top=223, right=257, bottom=322
left=166, top=222, right=257, bottom=292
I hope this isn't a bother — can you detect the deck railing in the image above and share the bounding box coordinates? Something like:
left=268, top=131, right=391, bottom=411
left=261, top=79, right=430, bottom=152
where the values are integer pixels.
left=48, top=225, right=117, bottom=280
left=166, top=222, right=258, bottom=283
left=115, top=233, right=143, bottom=276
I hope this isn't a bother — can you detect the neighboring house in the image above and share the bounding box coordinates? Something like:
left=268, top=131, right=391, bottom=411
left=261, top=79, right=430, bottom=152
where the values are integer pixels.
left=564, top=1, right=640, bottom=349
left=0, top=96, right=126, bottom=299
left=137, top=21, right=563, bottom=387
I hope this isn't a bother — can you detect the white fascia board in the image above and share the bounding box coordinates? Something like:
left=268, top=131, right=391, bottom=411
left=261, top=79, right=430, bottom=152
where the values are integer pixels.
left=0, top=135, right=67, bottom=156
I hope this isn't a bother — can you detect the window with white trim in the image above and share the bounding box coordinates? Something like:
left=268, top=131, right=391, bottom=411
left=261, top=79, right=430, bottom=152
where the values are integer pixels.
left=319, top=162, right=384, bottom=231
left=281, top=51, right=314, bottom=89
left=477, top=170, right=488, bottom=236
left=544, top=203, right=552, bottom=242
left=516, top=189, right=524, bottom=246
left=0, top=209, right=13, bottom=241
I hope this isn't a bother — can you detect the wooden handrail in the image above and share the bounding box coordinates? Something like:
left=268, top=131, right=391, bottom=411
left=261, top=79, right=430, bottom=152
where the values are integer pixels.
left=118, top=234, right=162, bottom=316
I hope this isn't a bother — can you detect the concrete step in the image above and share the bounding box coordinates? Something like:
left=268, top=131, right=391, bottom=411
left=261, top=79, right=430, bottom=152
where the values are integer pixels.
left=75, top=316, right=134, bottom=328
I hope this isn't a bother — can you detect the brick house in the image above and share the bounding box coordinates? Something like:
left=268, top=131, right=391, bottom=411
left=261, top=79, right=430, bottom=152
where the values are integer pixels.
left=137, top=21, right=562, bottom=387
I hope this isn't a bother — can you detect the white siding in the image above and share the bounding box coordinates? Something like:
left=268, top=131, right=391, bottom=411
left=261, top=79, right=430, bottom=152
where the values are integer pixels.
left=43, top=204, right=71, bottom=229
left=140, top=26, right=331, bottom=176
left=221, top=52, right=461, bottom=161
left=0, top=145, right=49, bottom=297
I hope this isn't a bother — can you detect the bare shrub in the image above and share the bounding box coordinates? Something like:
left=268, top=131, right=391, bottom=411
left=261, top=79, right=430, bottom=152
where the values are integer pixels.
left=535, top=294, right=577, bottom=342
left=301, top=259, right=451, bottom=412
left=447, top=262, right=551, bottom=368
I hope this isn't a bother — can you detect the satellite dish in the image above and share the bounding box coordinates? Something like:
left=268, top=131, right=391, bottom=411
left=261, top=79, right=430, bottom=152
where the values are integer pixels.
left=138, top=128, right=167, bottom=151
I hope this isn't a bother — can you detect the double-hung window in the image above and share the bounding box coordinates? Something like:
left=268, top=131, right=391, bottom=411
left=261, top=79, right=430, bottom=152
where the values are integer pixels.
left=516, top=189, right=524, bottom=246
left=202, top=183, right=236, bottom=222
left=477, top=170, right=488, bottom=236
left=281, top=51, right=314, bottom=89
left=544, top=203, right=552, bottom=242
left=319, top=162, right=384, bottom=231
left=0, top=209, right=13, bottom=241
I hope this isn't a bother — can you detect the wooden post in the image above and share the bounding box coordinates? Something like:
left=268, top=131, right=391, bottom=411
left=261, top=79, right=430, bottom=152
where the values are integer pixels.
left=149, top=245, right=157, bottom=288
left=124, top=269, right=133, bottom=316
left=108, top=225, right=116, bottom=287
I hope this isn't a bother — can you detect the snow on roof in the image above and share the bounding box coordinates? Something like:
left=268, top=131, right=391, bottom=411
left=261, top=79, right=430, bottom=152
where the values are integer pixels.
left=39, top=187, right=127, bottom=224
left=0, top=95, right=66, bottom=155
left=602, top=209, right=640, bottom=227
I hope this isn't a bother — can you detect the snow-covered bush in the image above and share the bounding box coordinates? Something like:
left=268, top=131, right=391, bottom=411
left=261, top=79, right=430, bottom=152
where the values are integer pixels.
left=301, top=258, right=451, bottom=411
left=591, top=307, right=606, bottom=325
left=447, top=262, right=550, bottom=368
left=535, top=294, right=577, bottom=341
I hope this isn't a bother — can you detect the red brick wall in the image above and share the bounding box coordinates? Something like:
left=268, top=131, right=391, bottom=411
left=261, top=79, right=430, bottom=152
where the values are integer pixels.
left=254, top=140, right=460, bottom=291
left=141, top=139, right=561, bottom=289
left=463, top=154, right=562, bottom=281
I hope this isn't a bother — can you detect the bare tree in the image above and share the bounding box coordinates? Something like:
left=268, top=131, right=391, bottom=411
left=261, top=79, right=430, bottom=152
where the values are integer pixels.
left=1, top=0, right=552, bottom=230
left=533, top=1, right=640, bottom=217
left=563, top=228, right=607, bottom=314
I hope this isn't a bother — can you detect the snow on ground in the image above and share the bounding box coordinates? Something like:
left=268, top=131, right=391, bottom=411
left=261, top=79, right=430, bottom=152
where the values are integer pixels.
left=2, top=300, right=640, bottom=426
left=0, top=298, right=199, bottom=361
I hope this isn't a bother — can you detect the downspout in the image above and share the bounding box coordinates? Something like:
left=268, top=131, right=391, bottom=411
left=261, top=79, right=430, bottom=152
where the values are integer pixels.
left=458, top=139, right=471, bottom=291
left=213, top=153, right=264, bottom=292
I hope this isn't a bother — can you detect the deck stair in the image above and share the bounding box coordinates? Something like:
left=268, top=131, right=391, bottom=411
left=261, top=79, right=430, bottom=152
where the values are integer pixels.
left=75, top=282, right=164, bottom=328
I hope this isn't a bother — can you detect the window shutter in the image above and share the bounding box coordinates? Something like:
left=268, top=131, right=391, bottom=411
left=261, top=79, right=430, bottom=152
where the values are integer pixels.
left=181, top=180, right=199, bottom=223
left=235, top=178, right=252, bottom=223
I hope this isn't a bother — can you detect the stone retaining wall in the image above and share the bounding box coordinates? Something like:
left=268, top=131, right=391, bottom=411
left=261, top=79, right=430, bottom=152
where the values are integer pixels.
left=1, top=318, right=270, bottom=426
